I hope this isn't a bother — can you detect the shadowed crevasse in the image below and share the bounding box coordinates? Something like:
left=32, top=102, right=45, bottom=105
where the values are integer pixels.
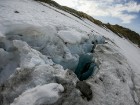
left=75, top=54, right=97, bottom=81
left=74, top=38, right=105, bottom=81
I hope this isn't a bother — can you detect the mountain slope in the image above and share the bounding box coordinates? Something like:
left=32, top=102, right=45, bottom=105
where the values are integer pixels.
left=0, top=0, right=140, bottom=105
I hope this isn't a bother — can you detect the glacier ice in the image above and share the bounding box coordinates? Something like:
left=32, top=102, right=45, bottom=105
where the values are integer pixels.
left=0, top=0, right=140, bottom=104
left=0, top=25, right=106, bottom=105
left=0, top=23, right=139, bottom=105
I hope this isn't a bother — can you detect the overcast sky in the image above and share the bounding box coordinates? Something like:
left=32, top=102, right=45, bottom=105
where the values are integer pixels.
left=53, top=0, right=140, bottom=34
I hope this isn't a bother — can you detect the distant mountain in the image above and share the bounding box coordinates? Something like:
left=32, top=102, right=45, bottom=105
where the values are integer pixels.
left=35, top=0, right=140, bottom=46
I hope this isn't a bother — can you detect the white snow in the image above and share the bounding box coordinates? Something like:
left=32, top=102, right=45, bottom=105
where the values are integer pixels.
left=84, top=19, right=140, bottom=73
left=11, top=83, right=64, bottom=105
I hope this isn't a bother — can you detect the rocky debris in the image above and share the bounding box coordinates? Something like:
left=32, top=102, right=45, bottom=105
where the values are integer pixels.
left=76, top=81, right=92, bottom=101
left=51, top=74, right=86, bottom=105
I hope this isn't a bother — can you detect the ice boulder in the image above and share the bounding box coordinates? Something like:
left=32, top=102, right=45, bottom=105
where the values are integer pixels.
left=13, top=40, right=53, bottom=69
left=11, top=83, right=64, bottom=105
left=58, top=30, right=88, bottom=44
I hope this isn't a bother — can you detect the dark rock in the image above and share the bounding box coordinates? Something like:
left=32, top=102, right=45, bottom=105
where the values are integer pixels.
left=76, top=81, right=92, bottom=101
left=64, top=42, right=67, bottom=45
left=121, top=78, right=126, bottom=83
left=117, top=60, right=122, bottom=65
left=14, top=11, right=19, bottom=13
left=0, top=67, right=3, bottom=73
left=94, top=80, right=98, bottom=84
left=52, top=76, right=85, bottom=105
left=0, top=83, right=5, bottom=91
left=99, top=77, right=103, bottom=82
left=116, top=92, right=119, bottom=96
left=18, top=34, right=23, bottom=36
left=0, top=94, right=3, bottom=105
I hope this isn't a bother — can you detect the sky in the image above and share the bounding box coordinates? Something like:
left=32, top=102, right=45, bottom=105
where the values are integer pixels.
left=53, top=0, right=140, bottom=34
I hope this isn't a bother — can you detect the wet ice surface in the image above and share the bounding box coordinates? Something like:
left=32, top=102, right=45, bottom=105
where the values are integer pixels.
left=0, top=0, right=140, bottom=105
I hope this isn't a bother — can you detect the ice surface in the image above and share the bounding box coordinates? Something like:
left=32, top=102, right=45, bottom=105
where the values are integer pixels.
left=0, top=0, right=140, bottom=105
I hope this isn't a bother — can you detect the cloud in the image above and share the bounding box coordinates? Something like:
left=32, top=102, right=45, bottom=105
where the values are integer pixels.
left=54, top=0, right=140, bottom=23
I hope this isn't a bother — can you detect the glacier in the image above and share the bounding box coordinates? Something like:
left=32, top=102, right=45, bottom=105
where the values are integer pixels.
left=0, top=0, right=140, bottom=105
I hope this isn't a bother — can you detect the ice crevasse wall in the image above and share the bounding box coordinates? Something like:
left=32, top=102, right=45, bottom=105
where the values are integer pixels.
left=0, top=24, right=105, bottom=105
left=0, top=22, right=105, bottom=82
